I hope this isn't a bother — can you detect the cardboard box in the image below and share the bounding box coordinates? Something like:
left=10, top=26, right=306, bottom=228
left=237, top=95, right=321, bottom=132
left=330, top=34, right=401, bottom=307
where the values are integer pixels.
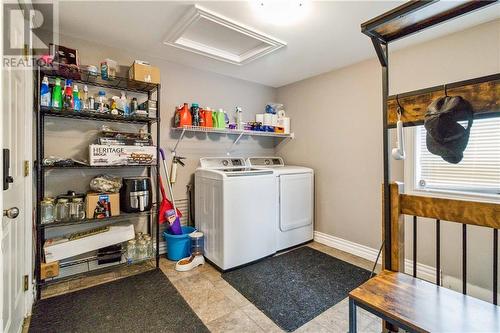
left=44, top=224, right=135, bottom=263
left=129, top=60, right=160, bottom=84
left=41, top=261, right=59, bottom=279
left=86, top=192, right=120, bottom=219
left=89, top=144, right=157, bottom=166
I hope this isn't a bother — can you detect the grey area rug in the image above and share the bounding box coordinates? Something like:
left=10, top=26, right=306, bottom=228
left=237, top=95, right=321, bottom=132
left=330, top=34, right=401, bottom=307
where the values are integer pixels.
left=29, top=269, right=208, bottom=333
left=222, top=246, right=371, bottom=332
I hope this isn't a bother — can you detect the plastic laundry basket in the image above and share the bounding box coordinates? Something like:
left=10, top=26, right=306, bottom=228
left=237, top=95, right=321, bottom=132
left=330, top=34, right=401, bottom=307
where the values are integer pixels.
left=163, top=226, right=196, bottom=261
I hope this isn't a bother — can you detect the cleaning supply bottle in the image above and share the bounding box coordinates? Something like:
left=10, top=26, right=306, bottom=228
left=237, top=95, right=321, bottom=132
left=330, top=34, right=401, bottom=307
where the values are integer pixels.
left=179, top=103, right=192, bottom=127
left=73, top=84, right=81, bottom=111
left=120, top=91, right=129, bottom=116
left=235, top=106, right=243, bottom=130
left=40, top=76, right=51, bottom=107
left=191, top=103, right=200, bottom=126
left=199, top=108, right=205, bottom=127
left=63, top=79, right=73, bottom=110
left=216, top=109, right=226, bottom=129
left=203, top=107, right=213, bottom=128
left=51, top=78, right=62, bottom=109
left=97, top=90, right=106, bottom=113
left=81, top=85, right=89, bottom=110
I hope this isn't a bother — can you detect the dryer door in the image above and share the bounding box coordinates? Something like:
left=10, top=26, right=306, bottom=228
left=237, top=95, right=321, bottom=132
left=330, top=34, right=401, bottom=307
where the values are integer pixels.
left=279, top=173, right=313, bottom=231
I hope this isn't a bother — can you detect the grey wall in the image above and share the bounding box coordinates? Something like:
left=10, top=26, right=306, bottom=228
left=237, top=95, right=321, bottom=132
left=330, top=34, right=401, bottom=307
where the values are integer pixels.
left=45, top=33, right=277, bottom=202
left=277, top=20, right=500, bottom=297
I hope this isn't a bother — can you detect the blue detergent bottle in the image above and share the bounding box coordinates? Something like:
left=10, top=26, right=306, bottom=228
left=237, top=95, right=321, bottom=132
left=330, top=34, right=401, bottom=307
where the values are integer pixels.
left=40, top=76, right=51, bottom=107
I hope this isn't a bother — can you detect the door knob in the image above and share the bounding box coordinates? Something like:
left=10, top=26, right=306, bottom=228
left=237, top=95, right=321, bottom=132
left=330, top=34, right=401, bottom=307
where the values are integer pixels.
left=3, top=207, right=19, bottom=219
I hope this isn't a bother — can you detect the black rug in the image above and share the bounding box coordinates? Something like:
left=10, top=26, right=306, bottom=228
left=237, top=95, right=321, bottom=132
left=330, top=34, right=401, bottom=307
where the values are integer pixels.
left=222, top=246, right=371, bottom=332
left=29, top=269, right=208, bottom=333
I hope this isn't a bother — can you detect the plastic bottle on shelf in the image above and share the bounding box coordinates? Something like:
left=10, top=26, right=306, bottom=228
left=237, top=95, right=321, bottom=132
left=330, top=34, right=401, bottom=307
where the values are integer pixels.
left=199, top=108, right=206, bottom=127
left=63, top=79, right=73, bottom=110
left=40, top=76, right=51, bottom=107
left=235, top=106, right=243, bottom=130
left=203, top=107, right=213, bottom=128
left=97, top=90, right=106, bottom=113
left=73, top=84, right=81, bottom=111
left=191, top=103, right=200, bottom=126
left=178, top=103, right=192, bottom=127
left=51, top=78, right=62, bottom=109
left=81, top=85, right=89, bottom=110
left=120, top=91, right=129, bottom=116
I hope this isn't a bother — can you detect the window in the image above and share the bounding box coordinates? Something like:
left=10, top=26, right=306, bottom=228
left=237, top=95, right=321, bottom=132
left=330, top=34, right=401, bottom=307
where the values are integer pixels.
left=414, top=117, right=500, bottom=196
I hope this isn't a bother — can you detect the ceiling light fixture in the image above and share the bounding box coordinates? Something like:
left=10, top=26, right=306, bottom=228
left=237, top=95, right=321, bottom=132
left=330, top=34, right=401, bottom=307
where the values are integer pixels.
left=251, top=0, right=310, bottom=26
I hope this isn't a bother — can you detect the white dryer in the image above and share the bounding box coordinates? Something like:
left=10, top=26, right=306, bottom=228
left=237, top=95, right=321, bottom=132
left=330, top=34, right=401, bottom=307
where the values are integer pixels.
left=247, top=157, right=314, bottom=251
left=195, top=157, right=277, bottom=270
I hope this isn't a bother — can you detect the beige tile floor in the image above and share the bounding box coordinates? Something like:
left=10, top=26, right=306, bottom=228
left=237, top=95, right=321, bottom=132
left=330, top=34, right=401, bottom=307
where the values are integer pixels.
left=33, top=242, right=382, bottom=332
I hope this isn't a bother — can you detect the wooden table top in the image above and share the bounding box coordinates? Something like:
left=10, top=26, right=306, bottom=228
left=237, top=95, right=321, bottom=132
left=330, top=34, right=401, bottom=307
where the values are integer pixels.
left=349, top=271, right=500, bottom=333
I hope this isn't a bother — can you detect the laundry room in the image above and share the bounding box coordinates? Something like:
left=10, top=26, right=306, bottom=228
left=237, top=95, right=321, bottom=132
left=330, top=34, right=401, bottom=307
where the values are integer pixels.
left=1, top=1, right=500, bottom=333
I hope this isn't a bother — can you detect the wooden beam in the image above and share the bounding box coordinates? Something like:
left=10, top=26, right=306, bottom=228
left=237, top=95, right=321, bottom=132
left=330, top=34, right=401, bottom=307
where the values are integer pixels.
left=400, top=194, right=500, bottom=229
left=390, top=183, right=405, bottom=272
left=387, top=74, right=500, bottom=127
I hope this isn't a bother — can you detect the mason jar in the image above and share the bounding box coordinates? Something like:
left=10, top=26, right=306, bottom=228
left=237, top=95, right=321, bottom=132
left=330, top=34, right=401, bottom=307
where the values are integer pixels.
left=55, top=198, right=70, bottom=222
left=41, top=198, right=55, bottom=224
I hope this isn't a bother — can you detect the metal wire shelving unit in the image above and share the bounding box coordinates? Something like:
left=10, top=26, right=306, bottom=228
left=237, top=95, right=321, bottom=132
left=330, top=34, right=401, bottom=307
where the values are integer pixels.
left=34, top=65, right=161, bottom=299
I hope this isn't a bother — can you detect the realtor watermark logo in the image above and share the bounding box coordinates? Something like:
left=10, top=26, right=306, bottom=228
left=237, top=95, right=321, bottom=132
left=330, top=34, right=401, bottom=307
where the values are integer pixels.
left=3, top=1, right=57, bottom=69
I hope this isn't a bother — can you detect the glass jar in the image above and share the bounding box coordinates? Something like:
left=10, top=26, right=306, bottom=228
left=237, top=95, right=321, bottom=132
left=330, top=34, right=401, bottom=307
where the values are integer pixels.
left=126, top=239, right=137, bottom=262
left=41, top=198, right=55, bottom=224
left=143, top=235, right=152, bottom=257
left=190, top=231, right=204, bottom=256
left=137, top=239, right=147, bottom=259
left=55, top=198, right=70, bottom=222
left=69, top=197, right=85, bottom=221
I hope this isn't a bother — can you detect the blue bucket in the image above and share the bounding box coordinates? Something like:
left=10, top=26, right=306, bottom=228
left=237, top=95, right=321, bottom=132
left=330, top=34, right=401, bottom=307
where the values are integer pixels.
left=163, top=226, right=196, bottom=261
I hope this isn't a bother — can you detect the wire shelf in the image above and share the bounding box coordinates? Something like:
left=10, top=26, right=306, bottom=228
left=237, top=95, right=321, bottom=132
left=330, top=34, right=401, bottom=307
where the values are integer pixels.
left=40, top=64, right=159, bottom=94
left=39, top=210, right=155, bottom=229
left=172, top=125, right=294, bottom=138
left=41, top=107, right=157, bottom=124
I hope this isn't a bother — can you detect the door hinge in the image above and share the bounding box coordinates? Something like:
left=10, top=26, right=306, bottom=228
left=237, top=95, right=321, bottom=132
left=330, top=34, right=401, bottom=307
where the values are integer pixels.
left=24, top=275, right=29, bottom=291
left=24, top=160, right=29, bottom=177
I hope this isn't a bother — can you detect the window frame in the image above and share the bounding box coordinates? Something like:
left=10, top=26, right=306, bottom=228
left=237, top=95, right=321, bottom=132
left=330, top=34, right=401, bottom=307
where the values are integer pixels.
left=403, top=125, right=500, bottom=204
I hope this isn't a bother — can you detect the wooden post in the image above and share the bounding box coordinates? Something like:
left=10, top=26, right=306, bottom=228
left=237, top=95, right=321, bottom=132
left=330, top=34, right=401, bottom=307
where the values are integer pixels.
left=390, top=182, right=405, bottom=272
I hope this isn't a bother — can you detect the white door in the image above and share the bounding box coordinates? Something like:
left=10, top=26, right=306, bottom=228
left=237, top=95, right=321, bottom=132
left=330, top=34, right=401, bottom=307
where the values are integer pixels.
left=279, top=173, right=313, bottom=231
left=1, top=6, right=32, bottom=333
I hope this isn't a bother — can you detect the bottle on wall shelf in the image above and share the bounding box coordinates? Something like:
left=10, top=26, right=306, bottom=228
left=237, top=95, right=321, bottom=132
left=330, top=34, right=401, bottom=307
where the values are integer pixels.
left=176, top=103, right=192, bottom=127
left=191, top=103, right=200, bottom=126
left=81, top=85, right=89, bottom=110
left=203, top=107, right=213, bottom=128
left=235, top=106, right=243, bottom=130
left=51, top=77, right=62, bottom=109
left=40, top=76, right=51, bottom=107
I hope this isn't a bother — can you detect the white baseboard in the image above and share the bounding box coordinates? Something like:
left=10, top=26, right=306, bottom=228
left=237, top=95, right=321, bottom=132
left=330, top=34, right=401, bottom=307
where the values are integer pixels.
left=313, top=231, right=494, bottom=301
left=314, top=231, right=436, bottom=281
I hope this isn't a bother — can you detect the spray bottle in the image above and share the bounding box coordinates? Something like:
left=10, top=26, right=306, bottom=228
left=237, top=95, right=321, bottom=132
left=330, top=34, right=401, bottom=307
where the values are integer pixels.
left=235, top=106, right=243, bottom=130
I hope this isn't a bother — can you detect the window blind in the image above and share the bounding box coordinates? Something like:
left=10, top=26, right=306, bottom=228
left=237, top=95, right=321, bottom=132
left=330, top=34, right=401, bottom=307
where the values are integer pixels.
left=416, top=118, right=500, bottom=194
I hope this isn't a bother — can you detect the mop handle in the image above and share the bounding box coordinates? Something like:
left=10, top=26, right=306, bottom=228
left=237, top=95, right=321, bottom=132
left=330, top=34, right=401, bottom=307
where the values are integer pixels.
left=159, top=148, right=178, bottom=216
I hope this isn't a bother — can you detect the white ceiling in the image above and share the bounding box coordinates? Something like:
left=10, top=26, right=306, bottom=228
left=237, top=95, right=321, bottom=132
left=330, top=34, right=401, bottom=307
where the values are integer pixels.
left=59, top=1, right=500, bottom=88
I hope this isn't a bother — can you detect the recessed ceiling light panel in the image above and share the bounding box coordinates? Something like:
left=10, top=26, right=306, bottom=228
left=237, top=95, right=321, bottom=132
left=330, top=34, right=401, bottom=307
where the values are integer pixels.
left=164, top=5, right=287, bottom=65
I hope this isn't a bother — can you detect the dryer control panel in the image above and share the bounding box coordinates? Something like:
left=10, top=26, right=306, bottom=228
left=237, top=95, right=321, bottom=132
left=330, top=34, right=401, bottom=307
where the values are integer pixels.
left=200, top=157, right=247, bottom=169
left=247, top=157, right=284, bottom=167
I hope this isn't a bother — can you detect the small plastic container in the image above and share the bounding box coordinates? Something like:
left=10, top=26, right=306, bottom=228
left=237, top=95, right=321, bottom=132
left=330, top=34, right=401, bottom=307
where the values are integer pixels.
left=189, top=232, right=204, bottom=256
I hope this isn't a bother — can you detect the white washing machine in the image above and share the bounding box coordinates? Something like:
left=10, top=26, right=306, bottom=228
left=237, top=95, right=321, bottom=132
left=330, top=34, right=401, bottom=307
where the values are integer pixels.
left=247, top=157, right=314, bottom=251
left=195, top=157, right=277, bottom=270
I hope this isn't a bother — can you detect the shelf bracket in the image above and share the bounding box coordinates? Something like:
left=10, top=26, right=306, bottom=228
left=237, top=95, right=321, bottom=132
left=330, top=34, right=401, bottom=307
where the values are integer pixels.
left=275, top=133, right=294, bottom=153
left=171, top=128, right=186, bottom=157
left=226, top=132, right=245, bottom=156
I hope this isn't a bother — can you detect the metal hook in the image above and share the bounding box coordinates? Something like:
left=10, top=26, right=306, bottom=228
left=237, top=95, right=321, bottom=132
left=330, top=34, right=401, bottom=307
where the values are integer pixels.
left=396, top=94, right=403, bottom=116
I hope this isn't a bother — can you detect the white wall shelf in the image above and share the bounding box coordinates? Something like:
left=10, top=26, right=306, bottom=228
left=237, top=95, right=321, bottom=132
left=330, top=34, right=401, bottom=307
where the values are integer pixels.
left=171, top=125, right=294, bottom=156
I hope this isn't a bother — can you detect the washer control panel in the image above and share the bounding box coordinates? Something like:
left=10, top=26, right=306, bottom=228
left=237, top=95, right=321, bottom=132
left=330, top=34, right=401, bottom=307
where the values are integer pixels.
left=200, top=157, right=246, bottom=169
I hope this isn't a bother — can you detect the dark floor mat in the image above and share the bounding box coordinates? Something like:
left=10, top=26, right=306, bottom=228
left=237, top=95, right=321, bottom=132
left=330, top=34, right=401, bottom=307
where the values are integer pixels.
left=222, top=246, right=371, bottom=332
left=29, top=269, right=209, bottom=333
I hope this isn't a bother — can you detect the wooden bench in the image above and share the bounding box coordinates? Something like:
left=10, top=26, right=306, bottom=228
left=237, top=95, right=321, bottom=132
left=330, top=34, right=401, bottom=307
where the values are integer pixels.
left=348, top=271, right=500, bottom=333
